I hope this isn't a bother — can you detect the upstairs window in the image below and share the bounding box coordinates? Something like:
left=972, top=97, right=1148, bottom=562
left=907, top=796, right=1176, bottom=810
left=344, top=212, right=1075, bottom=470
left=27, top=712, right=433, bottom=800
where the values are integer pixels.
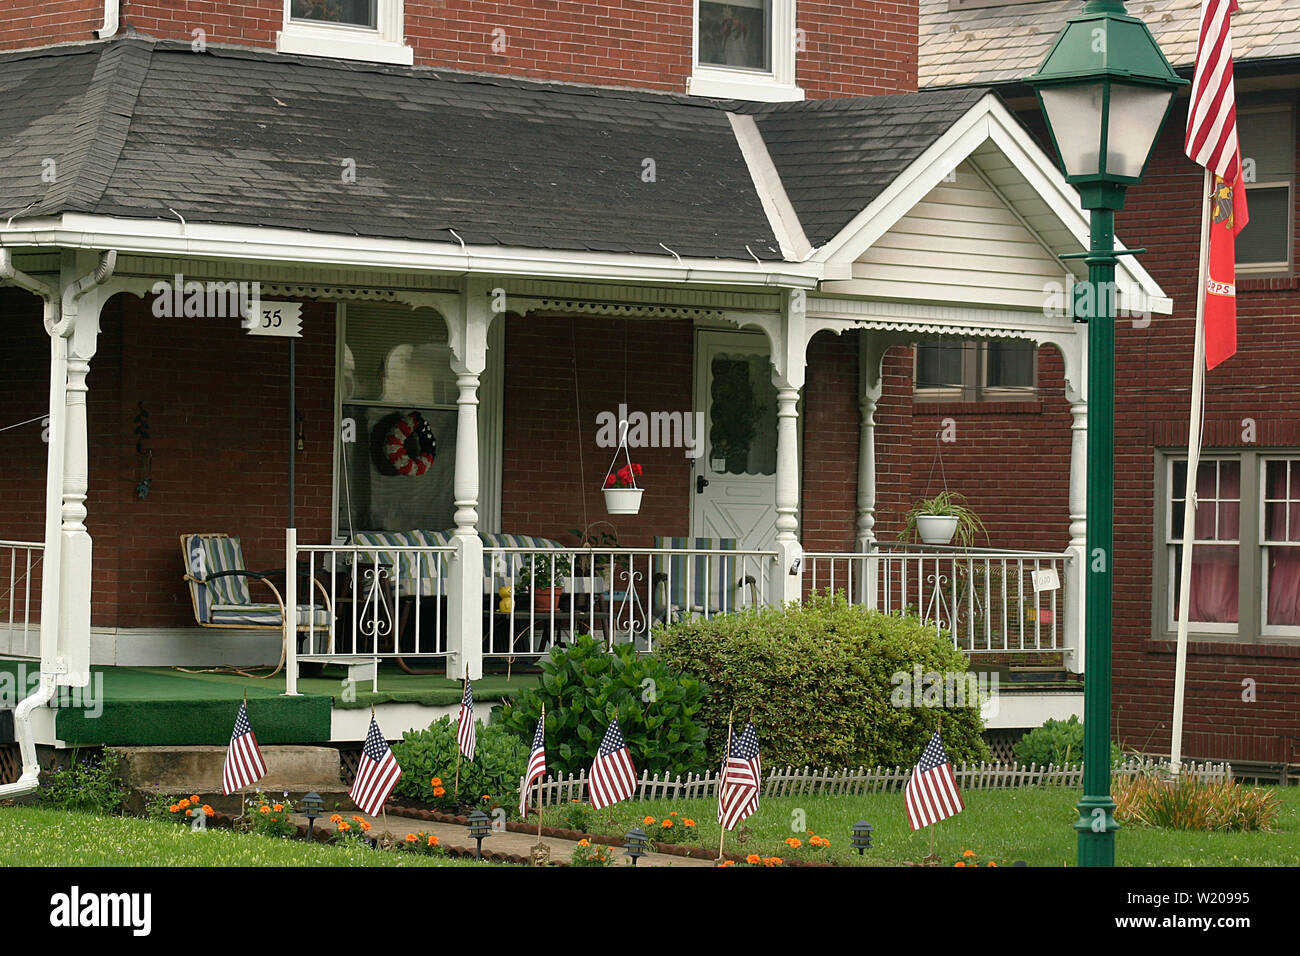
left=278, top=0, right=412, bottom=65
left=690, top=0, right=802, bottom=102
left=1237, top=101, right=1295, bottom=273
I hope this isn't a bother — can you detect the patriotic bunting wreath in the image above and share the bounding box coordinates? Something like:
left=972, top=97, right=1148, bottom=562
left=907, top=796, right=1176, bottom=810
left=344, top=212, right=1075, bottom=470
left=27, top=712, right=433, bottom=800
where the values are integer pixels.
left=372, top=411, right=437, bottom=477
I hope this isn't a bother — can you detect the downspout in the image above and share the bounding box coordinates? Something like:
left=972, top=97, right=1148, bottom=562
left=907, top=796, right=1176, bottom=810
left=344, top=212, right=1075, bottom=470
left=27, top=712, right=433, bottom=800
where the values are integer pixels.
left=95, top=0, right=120, bottom=39
left=0, top=248, right=116, bottom=799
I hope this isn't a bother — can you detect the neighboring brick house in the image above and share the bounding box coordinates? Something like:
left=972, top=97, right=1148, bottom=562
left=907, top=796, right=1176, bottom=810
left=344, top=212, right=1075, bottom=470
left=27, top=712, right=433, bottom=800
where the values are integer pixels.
left=1, top=2, right=1181, bottom=752
left=918, top=0, right=1300, bottom=773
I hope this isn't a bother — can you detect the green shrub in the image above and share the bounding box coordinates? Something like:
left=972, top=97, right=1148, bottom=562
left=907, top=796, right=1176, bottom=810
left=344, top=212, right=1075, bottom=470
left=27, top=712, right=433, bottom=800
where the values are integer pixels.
left=38, top=748, right=126, bottom=816
left=1012, top=716, right=1122, bottom=767
left=492, top=635, right=710, bottom=779
left=1114, top=773, right=1280, bottom=831
left=655, top=592, right=989, bottom=769
left=391, top=716, right=530, bottom=815
left=247, top=793, right=298, bottom=838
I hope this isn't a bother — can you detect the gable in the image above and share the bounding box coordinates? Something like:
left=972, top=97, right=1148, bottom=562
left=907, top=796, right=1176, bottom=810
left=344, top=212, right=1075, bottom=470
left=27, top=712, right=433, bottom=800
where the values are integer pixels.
left=845, top=159, right=1076, bottom=311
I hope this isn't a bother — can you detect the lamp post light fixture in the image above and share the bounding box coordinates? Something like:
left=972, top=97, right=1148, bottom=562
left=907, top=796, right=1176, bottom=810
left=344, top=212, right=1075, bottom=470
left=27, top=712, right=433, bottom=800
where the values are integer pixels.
left=299, top=791, right=325, bottom=842
left=467, top=809, right=492, bottom=860
left=850, top=821, right=874, bottom=855
left=624, top=827, right=649, bottom=866
left=1027, top=0, right=1186, bottom=868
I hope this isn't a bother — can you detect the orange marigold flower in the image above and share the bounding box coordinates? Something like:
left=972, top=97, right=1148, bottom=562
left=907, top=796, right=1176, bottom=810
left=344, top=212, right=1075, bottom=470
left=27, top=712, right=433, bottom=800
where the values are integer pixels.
left=481, top=794, right=492, bottom=801
left=987, top=862, right=998, bottom=867
left=433, top=787, right=446, bottom=797
left=669, top=811, right=678, bottom=816
left=963, top=849, right=976, bottom=858
left=185, top=809, right=194, bottom=817
left=406, top=833, right=417, bottom=842
left=352, top=815, right=365, bottom=823
left=259, top=806, right=271, bottom=815
left=273, top=803, right=284, bottom=812
left=746, top=854, right=761, bottom=864
left=428, top=835, right=439, bottom=847
left=360, top=821, right=372, bottom=832
left=430, top=777, right=443, bottom=787
left=954, top=862, right=966, bottom=867
left=683, top=819, right=696, bottom=827
left=330, top=814, right=343, bottom=824
left=339, top=821, right=351, bottom=831
left=643, top=816, right=656, bottom=825
left=785, top=838, right=802, bottom=848
left=661, top=819, right=673, bottom=828
left=168, top=805, right=179, bottom=813
left=578, top=839, right=591, bottom=847
left=178, top=798, right=191, bottom=809
left=763, top=857, right=783, bottom=867
left=190, top=795, right=200, bottom=804
left=202, top=805, right=215, bottom=817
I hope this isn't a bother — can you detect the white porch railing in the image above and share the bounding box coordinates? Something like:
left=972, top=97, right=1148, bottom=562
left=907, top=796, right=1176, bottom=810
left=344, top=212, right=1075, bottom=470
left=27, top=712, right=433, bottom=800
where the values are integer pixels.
left=804, top=545, right=1073, bottom=654
left=0, top=540, right=42, bottom=659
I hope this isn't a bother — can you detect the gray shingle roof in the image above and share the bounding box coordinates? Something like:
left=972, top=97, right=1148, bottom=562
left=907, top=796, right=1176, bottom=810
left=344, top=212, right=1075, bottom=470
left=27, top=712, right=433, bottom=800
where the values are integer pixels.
left=749, top=88, right=989, bottom=247
left=0, top=36, right=997, bottom=262
left=921, top=0, right=1300, bottom=89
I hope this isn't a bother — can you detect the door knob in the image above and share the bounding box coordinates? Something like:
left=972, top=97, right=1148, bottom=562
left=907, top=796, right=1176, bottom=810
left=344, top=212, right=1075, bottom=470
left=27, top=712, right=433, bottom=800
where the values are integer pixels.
left=696, top=475, right=710, bottom=494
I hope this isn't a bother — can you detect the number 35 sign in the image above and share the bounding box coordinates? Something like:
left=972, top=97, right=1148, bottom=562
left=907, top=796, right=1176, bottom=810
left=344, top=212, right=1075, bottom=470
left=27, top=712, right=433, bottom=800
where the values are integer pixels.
left=244, top=301, right=303, bottom=338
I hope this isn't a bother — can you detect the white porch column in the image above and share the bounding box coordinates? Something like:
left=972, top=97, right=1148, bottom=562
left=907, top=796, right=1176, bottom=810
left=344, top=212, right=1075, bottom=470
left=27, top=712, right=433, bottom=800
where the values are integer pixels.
left=855, top=331, right=889, bottom=607
left=1062, top=330, right=1088, bottom=675
left=446, top=279, right=492, bottom=680
left=769, top=289, right=807, bottom=604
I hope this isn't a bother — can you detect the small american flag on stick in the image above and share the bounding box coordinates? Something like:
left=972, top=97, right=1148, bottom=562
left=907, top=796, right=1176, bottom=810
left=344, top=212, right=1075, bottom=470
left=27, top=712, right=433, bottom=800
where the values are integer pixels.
left=587, top=719, right=637, bottom=810
left=350, top=714, right=402, bottom=816
left=519, top=712, right=547, bottom=817
left=904, top=731, right=965, bottom=830
left=457, top=680, right=476, bottom=761
left=718, top=721, right=761, bottom=831
left=222, top=699, right=266, bottom=795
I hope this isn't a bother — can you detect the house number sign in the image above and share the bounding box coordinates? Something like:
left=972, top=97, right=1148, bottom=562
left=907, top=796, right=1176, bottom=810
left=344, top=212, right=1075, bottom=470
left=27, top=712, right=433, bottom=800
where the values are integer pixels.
left=246, top=301, right=303, bottom=338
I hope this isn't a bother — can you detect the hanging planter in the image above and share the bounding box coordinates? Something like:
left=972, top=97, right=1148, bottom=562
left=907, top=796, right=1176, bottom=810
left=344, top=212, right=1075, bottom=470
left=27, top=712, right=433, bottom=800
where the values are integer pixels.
left=601, top=419, right=644, bottom=516
left=916, top=514, right=960, bottom=545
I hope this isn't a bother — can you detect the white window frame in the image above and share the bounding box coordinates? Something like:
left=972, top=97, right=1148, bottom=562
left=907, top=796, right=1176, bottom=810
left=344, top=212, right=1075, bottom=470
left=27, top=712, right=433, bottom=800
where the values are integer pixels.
left=1163, top=455, right=1240, bottom=636
left=1236, top=101, right=1294, bottom=275
left=688, top=0, right=804, bottom=102
left=278, top=0, right=413, bottom=66
left=1259, top=456, right=1300, bottom=638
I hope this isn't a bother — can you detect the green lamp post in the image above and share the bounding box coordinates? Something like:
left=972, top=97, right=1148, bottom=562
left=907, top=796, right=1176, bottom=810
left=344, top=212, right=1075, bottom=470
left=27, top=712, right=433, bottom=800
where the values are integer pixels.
left=1026, top=0, right=1186, bottom=868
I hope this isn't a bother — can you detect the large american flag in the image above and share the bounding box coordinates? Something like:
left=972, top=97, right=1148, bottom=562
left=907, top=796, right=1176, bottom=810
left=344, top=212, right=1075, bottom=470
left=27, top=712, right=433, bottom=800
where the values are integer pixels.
left=349, top=715, right=402, bottom=816
left=221, top=700, right=267, bottom=795
left=904, top=731, right=965, bottom=830
left=587, top=719, right=637, bottom=810
left=519, top=713, right=547, bottom=817
left=1185, top=0, right=1241, bottom=182
left=457, top=679, right=476, bottom=761
left=717, top=721, right=761, bottom=831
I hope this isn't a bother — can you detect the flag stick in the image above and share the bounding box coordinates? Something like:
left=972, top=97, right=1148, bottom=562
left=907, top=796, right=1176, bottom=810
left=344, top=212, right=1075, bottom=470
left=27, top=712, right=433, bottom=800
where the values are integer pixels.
left=1171, top=167, right=1214, bottom=777
left=929, top=823, right=935, bottom=860
left=717, top=708, right=735, bottom=862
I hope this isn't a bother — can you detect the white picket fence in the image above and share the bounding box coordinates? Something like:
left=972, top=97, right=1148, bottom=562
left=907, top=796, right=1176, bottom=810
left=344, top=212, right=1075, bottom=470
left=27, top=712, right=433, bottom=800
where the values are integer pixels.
left=523, top=758, right=1231, bottom=807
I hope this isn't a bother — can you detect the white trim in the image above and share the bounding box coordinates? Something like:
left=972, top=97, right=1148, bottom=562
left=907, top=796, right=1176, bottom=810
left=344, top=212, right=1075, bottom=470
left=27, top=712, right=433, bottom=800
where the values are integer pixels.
left=2, top=214, right=822, bottom=289
left=689, top=0, right=803, bottom=102
left=727, top=112, right=813, bottom=260
left=813, top=94, right=1172, bottom=316
left=277, top=0, right=413, bottom=66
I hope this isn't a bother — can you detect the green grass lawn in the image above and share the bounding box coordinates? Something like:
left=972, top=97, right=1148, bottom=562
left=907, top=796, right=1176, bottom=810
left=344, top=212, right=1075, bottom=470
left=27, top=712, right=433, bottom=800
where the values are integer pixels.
left=0, top=808, right=500, bottom=867
left=574, top=786, right=1300, bottom=867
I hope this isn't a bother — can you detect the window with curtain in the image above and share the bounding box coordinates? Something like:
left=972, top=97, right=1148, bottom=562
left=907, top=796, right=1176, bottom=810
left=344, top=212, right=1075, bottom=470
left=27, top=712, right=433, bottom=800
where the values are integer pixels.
left=337, top=304, right=458, bottom=537
left=1168, top=458, right=1240, bottom=627
left=1263, top=458, right=1300, bottom=629
left=291, top=0, right=378, bottom=28
left=698, top=0, right=771, bottom=72
left=914, top=339, right=1036, bottom=400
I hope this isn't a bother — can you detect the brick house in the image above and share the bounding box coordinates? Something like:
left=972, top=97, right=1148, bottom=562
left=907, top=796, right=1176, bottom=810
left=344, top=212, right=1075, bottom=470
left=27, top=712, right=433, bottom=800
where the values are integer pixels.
left=919, top=0, right=1300, bottom=775
left=0, top=1, right=1181, bottom=760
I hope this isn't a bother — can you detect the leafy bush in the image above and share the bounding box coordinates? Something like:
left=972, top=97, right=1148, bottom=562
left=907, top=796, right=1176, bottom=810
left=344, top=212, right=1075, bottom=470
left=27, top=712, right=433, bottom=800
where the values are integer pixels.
left=493, top=635, right=710, bottom=779
left=1012, top=716, right=1122, bottom=767
left=1114, top=773, right=1280, bottom=831
left=38, top=748, right=127, bottom=816
left=655, top=592, right=989, bottom=768
left=391, top=716, right=530, bottom=815
left=570, top=839, right=614, bottom=867
left=248, top=793, right=297, bottom=838
left=148, top=793, right=215, bottom=826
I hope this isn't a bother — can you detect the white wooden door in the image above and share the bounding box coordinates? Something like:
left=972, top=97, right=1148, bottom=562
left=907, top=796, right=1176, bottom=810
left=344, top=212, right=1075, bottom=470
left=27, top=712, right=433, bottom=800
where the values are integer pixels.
left=690, top=330, right=779, bottom=553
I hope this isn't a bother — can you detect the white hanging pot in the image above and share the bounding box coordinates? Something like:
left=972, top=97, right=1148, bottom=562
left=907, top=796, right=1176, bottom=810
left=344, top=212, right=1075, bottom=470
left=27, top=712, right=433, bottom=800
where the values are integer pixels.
left=603, top=487, right=643, bottom=515
left=917, top=515, right=959, bottom=545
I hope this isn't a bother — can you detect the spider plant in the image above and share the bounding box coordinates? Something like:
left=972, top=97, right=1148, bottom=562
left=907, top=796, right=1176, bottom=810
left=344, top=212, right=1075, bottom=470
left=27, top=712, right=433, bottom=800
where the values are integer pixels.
left=899, top=491, right=989, bottom=549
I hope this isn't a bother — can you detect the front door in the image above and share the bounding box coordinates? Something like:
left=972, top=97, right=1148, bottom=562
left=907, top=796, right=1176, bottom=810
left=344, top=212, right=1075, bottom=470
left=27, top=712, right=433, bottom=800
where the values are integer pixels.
left=690, top=330, right=780, bottom=553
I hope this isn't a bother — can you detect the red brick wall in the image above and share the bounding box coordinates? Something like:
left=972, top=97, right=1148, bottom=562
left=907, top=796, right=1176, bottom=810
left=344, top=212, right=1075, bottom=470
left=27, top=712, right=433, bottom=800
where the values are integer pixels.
left=801, top=330, right=860, bottom=552
left=0, top=0, right=102, bottom=50
left=3, top=1, right=917, bottom=98
left=500, top=313, right=695, bottom=547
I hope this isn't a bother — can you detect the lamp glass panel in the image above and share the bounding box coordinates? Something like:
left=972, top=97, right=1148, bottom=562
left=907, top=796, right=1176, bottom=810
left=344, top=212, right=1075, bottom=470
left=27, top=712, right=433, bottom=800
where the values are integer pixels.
left=1039, top=84, right=1106, bottom=177
left=1105, top=83, right=1174, bottom=178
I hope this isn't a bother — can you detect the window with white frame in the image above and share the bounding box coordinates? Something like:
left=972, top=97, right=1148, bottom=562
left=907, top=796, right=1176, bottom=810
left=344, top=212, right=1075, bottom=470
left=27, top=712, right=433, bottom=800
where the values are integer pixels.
left=1237, top=100, right=1295, bottom=273
left=278, top=0, right=413, bottom=65
left=1156, top=452, right=1300, bottom=642
left=690, top=0, right=803, bottom=102
left=913, top=339, right=1036, bottom=401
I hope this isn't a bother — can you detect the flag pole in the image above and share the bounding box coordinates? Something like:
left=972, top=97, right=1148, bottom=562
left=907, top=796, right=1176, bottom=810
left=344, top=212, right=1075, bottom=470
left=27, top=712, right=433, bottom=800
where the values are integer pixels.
left=1171, top=166, right=1214, bottom=777
left=717, top=708, right=735, bottom=863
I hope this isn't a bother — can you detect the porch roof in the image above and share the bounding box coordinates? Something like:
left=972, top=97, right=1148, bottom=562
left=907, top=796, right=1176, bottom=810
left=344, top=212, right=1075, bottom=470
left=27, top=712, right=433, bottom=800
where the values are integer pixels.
left=0, top=36, right=984, bottom=266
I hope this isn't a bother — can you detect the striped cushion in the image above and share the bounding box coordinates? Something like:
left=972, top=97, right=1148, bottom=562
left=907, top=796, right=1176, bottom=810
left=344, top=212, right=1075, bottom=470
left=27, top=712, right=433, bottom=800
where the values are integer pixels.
left=652, top=536, right=739, bottom=617
left=211, top=603, right=333, bottom=628
left=183, top=534, right=254, bottom=624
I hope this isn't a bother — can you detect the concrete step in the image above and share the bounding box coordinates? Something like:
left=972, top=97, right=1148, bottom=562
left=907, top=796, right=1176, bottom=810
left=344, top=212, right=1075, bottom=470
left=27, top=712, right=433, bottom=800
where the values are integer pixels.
left=116, top=745, right=343, bottom=811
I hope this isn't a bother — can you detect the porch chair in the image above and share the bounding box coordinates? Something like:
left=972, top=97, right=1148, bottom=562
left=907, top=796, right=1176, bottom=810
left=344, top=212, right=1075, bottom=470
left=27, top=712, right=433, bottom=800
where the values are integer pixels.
left=651, top=536, right=759, bottom=631
left=180, top=533, right=334, bottom=678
